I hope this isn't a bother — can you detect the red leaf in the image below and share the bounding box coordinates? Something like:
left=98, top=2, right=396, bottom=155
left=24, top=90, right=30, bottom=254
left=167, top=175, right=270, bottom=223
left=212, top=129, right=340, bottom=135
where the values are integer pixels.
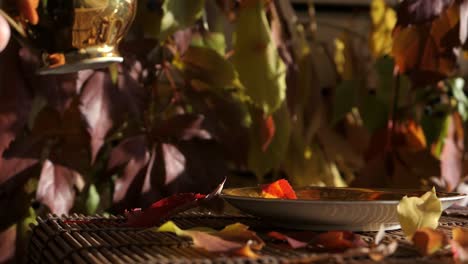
left=125, top=193, right=206, bottom=227
left=267, top=231, right=308, bottom=248
left=261, top=179, right=297, bottom=199
left=36, top=160, right=83, bottom=215
left=125, top=178, right=225, bottom=227
left=261, top=115, right=275, bottom=151
left=312, top=231, right=367, bottom=252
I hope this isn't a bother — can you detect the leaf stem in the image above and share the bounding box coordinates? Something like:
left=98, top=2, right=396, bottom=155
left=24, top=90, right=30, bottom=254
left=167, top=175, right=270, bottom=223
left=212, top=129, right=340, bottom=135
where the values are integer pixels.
left=385, top=69, right=401, bottom=153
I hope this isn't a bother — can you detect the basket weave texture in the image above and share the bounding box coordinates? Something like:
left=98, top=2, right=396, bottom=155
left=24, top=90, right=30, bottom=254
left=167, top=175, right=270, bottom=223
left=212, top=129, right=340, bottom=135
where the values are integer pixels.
left=27, top=208, right=468, bottom=264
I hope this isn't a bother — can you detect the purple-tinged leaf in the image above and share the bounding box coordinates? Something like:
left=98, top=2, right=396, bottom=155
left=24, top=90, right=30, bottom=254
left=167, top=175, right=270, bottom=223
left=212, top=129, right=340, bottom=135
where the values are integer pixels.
left=396, top=0, right=453, bottom=26
left=36, top=160, right=83, bottom=215
left=186, top=90, right=249, bottom=165
left=108, top=135, right=151, bottom=210
left=80, top=71, right=117, bottom=163
left=0, top=225, right=16, bottom=263
left=441, top=113, right=464, bottom=191
left=152, top=114, right=211, bottom=141
left=0, top=43, right=32, bottom=156
left=158, top=140, right=228, bottom=196
left=267, top=231, right=308, bottom=249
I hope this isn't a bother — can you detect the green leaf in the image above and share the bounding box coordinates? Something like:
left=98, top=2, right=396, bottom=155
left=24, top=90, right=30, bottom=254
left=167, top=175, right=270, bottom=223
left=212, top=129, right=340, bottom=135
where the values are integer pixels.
left=375, top=57, right=394, bottom=104
left=332, top=80, right=357, bottom=124
left=375, top=57, right=411, bottom=108
left=232, top=1, right=287, bottom=115
left=397, top=187, right=442, bottom=238
left=360, top=95, right=389, bottom=133
left=108, top=64, right=119, bottom=85
left=248, top=103, right=291, bottom=180
left=86, top=184, right=100, bottom=215
left=449, top=78, right=468, bottom=121
left=421, top=113, right=450, bottom=158
left=160, top=0, right=205, bottom=39
left=177, top=46, right=242, bottom=89
left=191, top=33, right=226, bottom=55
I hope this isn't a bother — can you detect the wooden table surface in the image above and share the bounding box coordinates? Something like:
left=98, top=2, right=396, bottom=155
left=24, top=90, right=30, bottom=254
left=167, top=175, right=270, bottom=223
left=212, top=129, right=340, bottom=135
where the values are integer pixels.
left=27, top=205, right=468, bottom=264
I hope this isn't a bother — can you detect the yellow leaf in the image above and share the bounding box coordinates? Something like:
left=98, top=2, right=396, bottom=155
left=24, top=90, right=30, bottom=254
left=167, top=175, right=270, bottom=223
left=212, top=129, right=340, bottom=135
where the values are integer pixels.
left=232, top=0, right=286, bottom=114
left=369, top=0, right=396, bottom=58
left=397, top=187, right=442, bottom=238
left=156, top=221, right=186, bottom=236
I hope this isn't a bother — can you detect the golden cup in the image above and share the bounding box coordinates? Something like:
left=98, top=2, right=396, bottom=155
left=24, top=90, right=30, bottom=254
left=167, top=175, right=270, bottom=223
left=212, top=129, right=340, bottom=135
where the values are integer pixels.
left=0, top=0, right=137, bottom=74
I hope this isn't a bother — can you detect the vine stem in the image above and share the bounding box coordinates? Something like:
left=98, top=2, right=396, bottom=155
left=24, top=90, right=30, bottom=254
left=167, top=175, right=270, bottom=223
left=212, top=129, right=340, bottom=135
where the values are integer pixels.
left=385, top=66, right=401, bottom=153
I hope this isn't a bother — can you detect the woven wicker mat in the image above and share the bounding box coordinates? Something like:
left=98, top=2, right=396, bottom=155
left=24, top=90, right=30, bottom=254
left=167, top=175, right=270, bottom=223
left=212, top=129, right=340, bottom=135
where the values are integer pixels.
left=27, top=209, right=468, bottom=264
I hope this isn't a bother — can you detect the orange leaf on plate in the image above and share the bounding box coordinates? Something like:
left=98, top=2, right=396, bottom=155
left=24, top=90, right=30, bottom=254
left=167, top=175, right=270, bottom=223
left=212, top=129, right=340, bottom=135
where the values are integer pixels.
left=412, top=227, right=448, bottom=256
left=261, top=179, right=297, bottom=199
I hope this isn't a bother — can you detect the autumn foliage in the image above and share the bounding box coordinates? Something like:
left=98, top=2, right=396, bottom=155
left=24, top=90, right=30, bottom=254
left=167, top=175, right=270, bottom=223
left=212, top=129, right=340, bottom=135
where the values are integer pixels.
left=0, top=0, right=468, bottom=262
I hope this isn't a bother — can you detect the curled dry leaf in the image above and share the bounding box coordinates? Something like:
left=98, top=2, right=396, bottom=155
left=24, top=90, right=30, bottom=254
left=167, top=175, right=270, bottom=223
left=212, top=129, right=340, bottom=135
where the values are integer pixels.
left=368, top=225, right=398, bottom=261
left=267, top=231, right=308, bottom=249
left=368, top=241, right=399, bottom=261
left=451, top=227, right=468, bottom=264
left=311, top=231, right=367, bottom=252
left=412, top=227, right=448, bottom=256
left=155, top=221, right=264, bottom=257
left=125, top=178, right=226, bottom=227
left=397, top=187, right=443, bottom=238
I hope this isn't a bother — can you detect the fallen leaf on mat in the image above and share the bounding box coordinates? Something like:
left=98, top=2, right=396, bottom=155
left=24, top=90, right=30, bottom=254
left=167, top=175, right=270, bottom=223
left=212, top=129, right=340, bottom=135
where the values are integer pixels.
left=368, top=241, right=399, bottom=261
left=311, top=231, right=367, bottom=252
left=155, top=221, right=264, bottom=257
left=451, top=227, right=468, bottom=264
left=267, top=231, right=308, bottom=249
left=412, top=227, right=448, bottom=256
left=125, top=178, right=225, bottom=227
left=397, top=187, right=442, bottom=238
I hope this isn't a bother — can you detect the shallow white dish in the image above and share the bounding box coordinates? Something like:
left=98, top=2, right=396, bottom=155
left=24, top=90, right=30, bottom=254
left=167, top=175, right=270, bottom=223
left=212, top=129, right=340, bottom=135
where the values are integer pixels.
left=221, top=186, right=467, bottom=231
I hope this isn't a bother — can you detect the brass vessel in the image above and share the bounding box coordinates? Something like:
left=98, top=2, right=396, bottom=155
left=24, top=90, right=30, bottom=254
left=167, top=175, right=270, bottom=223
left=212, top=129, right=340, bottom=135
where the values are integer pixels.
left=0, top=0, right=136, bottom=74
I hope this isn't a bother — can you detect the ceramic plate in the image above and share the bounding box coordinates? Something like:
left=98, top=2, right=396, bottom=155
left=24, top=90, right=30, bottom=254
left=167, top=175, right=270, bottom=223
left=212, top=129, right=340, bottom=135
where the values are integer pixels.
left=221, top=186, right=467, bottom=231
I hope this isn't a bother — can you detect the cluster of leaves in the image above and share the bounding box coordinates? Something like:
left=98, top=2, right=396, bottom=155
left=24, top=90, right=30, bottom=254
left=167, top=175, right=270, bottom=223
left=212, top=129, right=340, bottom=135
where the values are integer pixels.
left=1, top=0, right=468, bottom=262
left=396, top=188, right=468, bottom=263
left=140, top=185, right=468, bottom=262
